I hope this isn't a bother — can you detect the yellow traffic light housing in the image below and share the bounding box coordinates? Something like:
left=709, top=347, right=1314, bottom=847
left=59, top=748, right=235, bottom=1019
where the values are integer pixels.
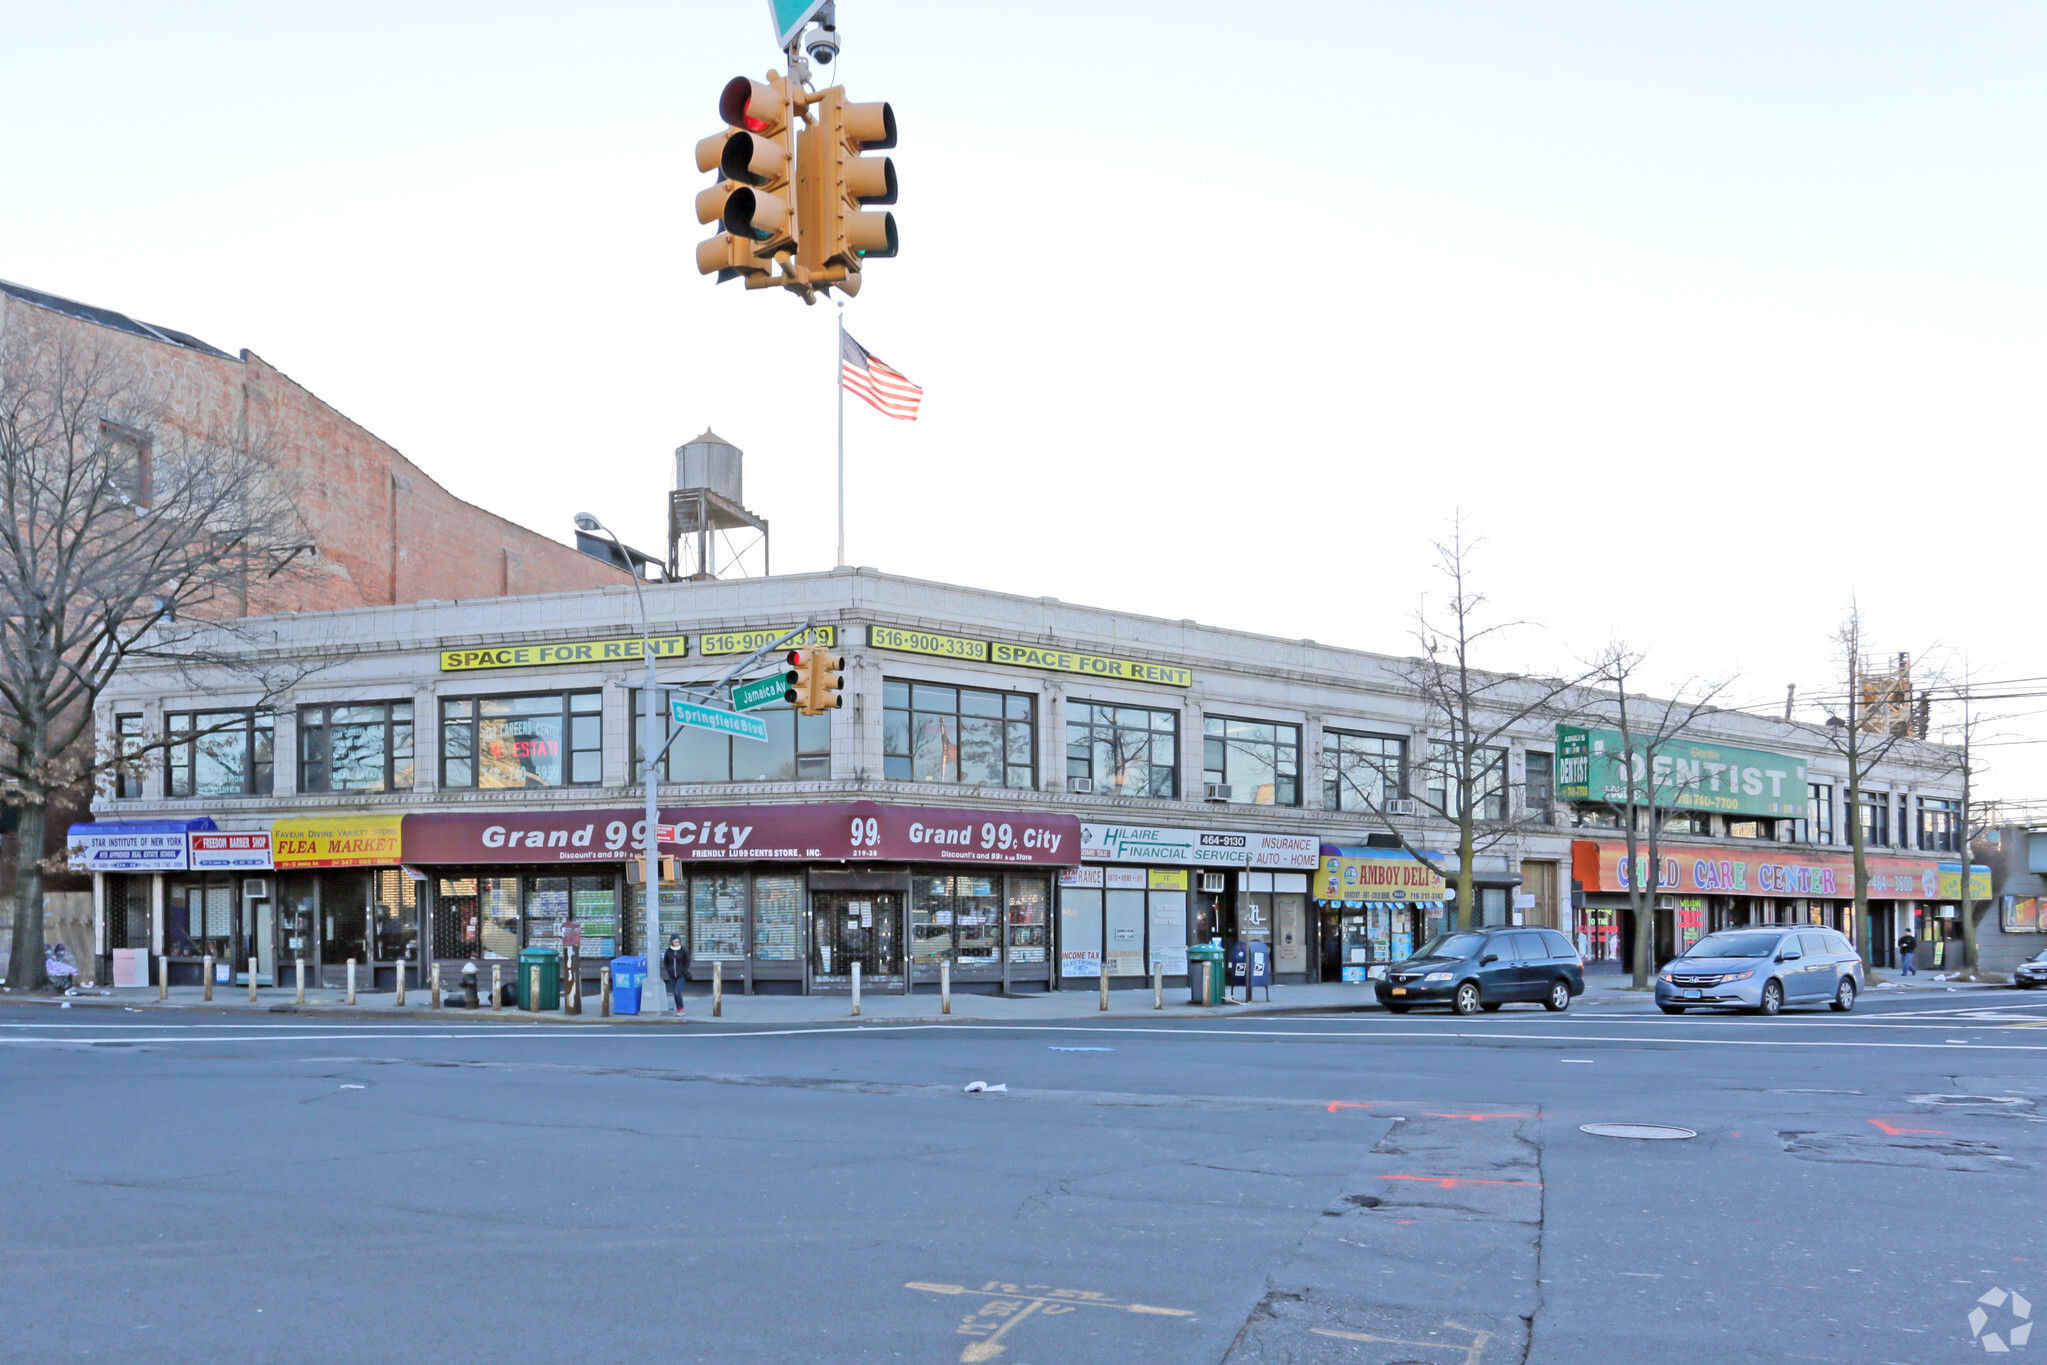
left=696, top=74, right=799, bottom=282
left=786, top=648, right=843, bottom=716
left=797, top=88, right=897, bottom=290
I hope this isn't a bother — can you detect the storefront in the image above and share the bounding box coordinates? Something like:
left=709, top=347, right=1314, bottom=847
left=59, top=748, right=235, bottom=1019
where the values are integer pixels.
left=400, top=801, right=1079, bottom=995
left=1570, top=838, right=1990, bottom=966
left=1314, top=845, right=1450, bottom=981
left=1057, top=824, right=1320, bottom=987
left=71, top=818, right=218, bottom=986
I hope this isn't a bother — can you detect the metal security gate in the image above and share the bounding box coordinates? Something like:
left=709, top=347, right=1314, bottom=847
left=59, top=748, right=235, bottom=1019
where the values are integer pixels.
left=809, top=890, right=903, bottom=993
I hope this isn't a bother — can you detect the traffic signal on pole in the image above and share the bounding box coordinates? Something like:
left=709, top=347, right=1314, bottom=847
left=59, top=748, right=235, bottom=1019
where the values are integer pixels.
left=796, top=87, right=897, bottom=293
left=786, top=648, right=844, bottom=716
left=696, top=74, right=798, bottom=282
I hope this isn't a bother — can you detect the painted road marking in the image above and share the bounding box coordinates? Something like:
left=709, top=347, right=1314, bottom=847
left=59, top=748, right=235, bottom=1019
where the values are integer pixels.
left=1327, top=1101, right=1391, bottom=1112
left=907, top=1281, right=1190, bottom=1363
left=1313, top=1318, right=1492, bottom=1363
left=1385, top=1175, right=1541, bottom=1189
left=1424, top=1113, right=1532, bottom=1121
left=1868, top=1118, right=1951, bottom=1136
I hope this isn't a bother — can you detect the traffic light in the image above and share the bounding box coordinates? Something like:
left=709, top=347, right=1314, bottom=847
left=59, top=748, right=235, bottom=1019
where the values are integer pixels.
left=786, top=648, right=844, bottom=716
left=796, top=87, right=897, bottom=293
left=696, top=74, right=798, bottom=282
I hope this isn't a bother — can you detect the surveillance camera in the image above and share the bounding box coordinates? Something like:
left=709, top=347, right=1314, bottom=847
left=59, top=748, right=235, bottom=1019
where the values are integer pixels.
left=804, top=23, right=840, bottom=64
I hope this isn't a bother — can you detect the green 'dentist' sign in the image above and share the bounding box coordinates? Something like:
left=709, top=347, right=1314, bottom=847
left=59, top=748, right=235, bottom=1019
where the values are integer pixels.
left=1556, top=725, right=1808, bottom=818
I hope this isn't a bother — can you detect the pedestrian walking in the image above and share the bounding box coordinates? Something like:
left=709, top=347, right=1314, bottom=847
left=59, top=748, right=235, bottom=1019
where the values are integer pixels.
left=1897, top=930, right=1917, bottom=976
left=661, top=935, right=690, bottom=1016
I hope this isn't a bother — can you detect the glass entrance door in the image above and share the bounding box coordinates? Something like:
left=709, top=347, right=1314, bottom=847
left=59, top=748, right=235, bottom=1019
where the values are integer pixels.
left=238, top=895, right=276, bottom=983
left=809, top=891, right=903, bottom=990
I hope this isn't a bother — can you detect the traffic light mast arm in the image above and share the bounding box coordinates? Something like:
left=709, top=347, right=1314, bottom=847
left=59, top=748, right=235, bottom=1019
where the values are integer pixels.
left=642, top=620, right=821, bottom=766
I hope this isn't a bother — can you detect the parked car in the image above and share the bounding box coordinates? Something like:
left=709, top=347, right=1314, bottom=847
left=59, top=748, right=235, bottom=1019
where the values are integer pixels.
left=2015, top=949, right=2047, bottom=989
left=1377, top=927, right=1586, bottom=1015
left=1656, top=927, right=1864, bottom=1016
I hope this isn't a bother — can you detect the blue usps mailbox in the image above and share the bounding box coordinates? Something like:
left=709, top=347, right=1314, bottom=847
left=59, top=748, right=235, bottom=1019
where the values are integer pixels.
left=1245, top=940, right=1272, bottom=1002
left=1227, top=941, right=1249, bottom=990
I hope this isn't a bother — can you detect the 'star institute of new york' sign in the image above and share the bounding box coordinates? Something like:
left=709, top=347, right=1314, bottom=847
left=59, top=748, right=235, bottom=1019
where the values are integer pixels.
left=670, top=696, right=769, bottom=744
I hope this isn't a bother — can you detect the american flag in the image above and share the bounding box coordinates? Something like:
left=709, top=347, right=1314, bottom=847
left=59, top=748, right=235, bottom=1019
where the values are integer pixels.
left=841, top=331, right=923, bottom=421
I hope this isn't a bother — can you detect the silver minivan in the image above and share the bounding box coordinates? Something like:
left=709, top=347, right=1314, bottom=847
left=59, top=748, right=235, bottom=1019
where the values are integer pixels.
left=1656, top=927, right=1864, bottom=1015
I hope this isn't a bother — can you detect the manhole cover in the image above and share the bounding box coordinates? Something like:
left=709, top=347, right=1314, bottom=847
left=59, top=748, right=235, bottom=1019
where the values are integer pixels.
left=1581, top=1123, right=1697, bottom=1140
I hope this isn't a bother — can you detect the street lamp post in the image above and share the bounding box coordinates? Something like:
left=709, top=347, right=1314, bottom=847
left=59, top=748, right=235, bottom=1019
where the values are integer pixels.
left=574, top=514, right=662, bottom=979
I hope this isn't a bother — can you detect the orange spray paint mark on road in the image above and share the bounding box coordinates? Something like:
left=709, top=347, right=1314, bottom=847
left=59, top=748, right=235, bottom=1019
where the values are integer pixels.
left=1867, top=1118, right=1949, bottom=1136
left=1385, top=1175, right=1541, bottom=1189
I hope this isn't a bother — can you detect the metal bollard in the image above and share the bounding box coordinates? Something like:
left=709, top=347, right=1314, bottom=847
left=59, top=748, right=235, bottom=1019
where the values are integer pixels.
left=395, top=961, right=406, bottom=1007
left=1154, top=962, right=1163, bottom=1010
left=429, top=962, right=441, bottom=1010
left=346, top=958, right=357, bottom=1006
left=203, top=954, right=214, bottom=1002
left=1100, top=963, right=1110, bottom=1012
left=600, top=966, right=612, bottom=1018
left=158, top=956, right=168, bottom=1002
left=941, top=959, right=952, bottom=1016
left=713, top=960, right=723, bottom=1018
left=851, top=960, right=861, bottom=1017
left=248, top=956, right=258, bottom=1003
left=294, top=958, right=305, bottom=1005
left=491, top=963, right=502, bottom=1012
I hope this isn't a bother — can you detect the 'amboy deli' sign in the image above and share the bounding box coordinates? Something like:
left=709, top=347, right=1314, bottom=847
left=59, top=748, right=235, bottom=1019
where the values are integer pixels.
left=1571, top=839, right=1991, bottom=901
left=402, top=803, right=1080, bottom=867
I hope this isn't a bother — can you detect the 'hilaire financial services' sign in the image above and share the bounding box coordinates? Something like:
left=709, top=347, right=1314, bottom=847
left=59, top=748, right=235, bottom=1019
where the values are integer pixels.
left=1080, top=824, right=1321, bottom=869
left=401, top=803, right=1081, bottom=866
left=1556, top=725, right=1808, bottom=819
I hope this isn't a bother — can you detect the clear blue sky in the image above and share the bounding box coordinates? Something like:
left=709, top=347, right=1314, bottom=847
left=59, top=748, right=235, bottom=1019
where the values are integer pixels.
left=6, top=2, right=2043, bottom=794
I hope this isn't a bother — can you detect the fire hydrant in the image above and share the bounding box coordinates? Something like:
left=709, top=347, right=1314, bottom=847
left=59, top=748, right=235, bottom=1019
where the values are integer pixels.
left=459, top=961, right=480, bottom=1009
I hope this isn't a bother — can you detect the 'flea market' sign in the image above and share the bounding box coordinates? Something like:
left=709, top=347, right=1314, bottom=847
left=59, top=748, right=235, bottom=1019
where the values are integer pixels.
left=1556, top=725, right=1807, bottom=819
left=867, top=625, right=1191, bottom=687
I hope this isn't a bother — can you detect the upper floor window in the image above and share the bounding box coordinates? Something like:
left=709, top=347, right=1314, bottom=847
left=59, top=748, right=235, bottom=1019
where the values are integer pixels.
left=1324, top=731, right=1405, bottom=812
left=1067, top=701, right=1177, bottom=798
left=1204, top=716, right=1300, bottom=806
left=300, top=702, right=414, bottom=793
left=114, top=714, right=145, bottom=799
left=1798, top=782, right=1834, bottom=845
left=441, top=692, right=601, bottom=790
left=883, top=680, right=1035, bottom=788
left=1663, top=811, right=1711, bottom=836
left=1523, top=750, right=1555, bottom=815
left=166, top=710, right=273, bottom=797
left=1859, top=791, right=1890, bottom=847
left=1918, top=797, right=1959, bottom=854
left=633, top=693, right=829, bottom=783
left=1726, top=818, right=1775, bottom=840
left=101, top=420, right=152, bottom=507
left=1425, top=744, right=1506, bottom=821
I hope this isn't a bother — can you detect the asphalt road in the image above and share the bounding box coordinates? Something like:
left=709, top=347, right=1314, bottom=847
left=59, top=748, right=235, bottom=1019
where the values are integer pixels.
left=4, top=990, right=2044, bottom=1365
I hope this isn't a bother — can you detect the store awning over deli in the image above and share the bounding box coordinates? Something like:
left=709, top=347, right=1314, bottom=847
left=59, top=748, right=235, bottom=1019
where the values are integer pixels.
left=1315, top=845, right=1449, bottom=905
left=401, top=802, right=1082, bottom=867
left=1570, top=838, right=1991, bottom=901
left=68, top=818, right=216, bottom=873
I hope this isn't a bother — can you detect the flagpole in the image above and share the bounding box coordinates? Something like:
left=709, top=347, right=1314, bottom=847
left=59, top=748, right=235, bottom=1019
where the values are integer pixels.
left=835, top=302, right=846, bottom=569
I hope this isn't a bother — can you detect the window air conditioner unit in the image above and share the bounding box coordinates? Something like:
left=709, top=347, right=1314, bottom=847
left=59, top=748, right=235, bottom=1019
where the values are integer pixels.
left=1199, top=872, right=1227, bottom=894
left=1385, top=797, right=1418, bottom=817
left=1067, top=776, right=1094, bottom=794
left=1656, top=895, right=1678, bottom=910
left=1204, top=783, right=1232, bottom=802
left=242, top=878, right=271, bottom=900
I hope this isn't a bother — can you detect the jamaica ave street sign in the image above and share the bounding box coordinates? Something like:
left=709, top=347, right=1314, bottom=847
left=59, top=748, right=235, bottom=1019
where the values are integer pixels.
left=670, top=696, right=769, bottom=744
left=731, top=673, right=792, bottom=713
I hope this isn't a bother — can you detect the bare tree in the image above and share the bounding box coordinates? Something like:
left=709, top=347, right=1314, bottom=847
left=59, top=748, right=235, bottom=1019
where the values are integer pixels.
left=1, top=328, right=312, bottom=989
left=1323, top=520, right=1584, bottom=933
left=1576, top=644, right=1734, bottom=989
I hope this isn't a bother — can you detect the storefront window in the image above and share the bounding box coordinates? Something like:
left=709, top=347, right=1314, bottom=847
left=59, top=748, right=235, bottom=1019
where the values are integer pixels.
left=1009, top=874, right=1051, bottom=968
left=1325, top=731, right=1405, bottom=812
left=1066, top=702, right=1177, bottom=797
left=166, top=710, right=273, bottom=797
left=634, top=694, right=829, bottom=783
left=753, top=875, right=800, bottom=961
left=301, top=702, right=415, bottom=793
left=692, top=873, right=747, bottom=960
left=1917, top=797, right=1958, bottom=853
left=373, top=870, right=418, bottom=961
left=524, top=875, right=569, bottom=948
left=912, top=875, right=1002, bottom=970
left=441, top=692, right=602, bottom=789
left=1203, top=716, right=1300, bottom=806
left=883, top=680, right=1035, bottom=788
left=572, top=875, right=619, bottom=958
left=167, top=876, right=235, bottom=957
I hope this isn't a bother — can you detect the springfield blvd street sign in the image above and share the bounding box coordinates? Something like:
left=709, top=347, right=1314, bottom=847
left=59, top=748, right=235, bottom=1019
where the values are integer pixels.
left=1556, top=725, right=1808, bottom=819
left=671, top=696, right=769, bottom=744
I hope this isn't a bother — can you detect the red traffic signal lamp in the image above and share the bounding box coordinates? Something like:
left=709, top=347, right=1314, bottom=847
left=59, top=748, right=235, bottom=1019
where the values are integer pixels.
left=797, top=88, right=897, bottom=293
left=786, top=648, right=844, bottom=716
left=696, top=74, right=799, bottom=282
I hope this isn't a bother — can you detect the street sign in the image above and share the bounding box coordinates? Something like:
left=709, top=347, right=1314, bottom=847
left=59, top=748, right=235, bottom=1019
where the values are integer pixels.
left=670, top=696, right=770, bottom=744
left=731, top=672, right=793, bottom=713
left=769, top=0, right=829, bottom=50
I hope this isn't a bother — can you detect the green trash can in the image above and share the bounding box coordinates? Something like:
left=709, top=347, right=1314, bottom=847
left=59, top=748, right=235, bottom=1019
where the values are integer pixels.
left=1186, top=943, right=1225, bottom=1006
left=517, top=946, right=561, bottom=1012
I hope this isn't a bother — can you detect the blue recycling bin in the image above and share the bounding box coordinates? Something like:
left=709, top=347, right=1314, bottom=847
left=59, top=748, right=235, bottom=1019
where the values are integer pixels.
left=611, top=955, right=646, bottom=1016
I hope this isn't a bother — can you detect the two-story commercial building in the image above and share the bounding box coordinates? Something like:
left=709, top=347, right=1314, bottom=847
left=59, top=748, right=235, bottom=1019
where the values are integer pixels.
left=73, top=567, right=1976, bottom=995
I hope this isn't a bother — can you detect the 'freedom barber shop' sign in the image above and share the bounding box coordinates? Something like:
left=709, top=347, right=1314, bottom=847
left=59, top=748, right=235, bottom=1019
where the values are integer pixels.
left=400, top=802, right=1080, bottom=867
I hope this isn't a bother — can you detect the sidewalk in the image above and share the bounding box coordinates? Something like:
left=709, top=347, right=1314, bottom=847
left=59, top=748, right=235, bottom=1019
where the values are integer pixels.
left=15, top=971, right=2005, bottom=1026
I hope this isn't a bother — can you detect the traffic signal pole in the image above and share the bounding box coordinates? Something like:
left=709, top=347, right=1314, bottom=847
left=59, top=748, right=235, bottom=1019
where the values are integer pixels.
left=836, top=301, right=847, bottom=568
